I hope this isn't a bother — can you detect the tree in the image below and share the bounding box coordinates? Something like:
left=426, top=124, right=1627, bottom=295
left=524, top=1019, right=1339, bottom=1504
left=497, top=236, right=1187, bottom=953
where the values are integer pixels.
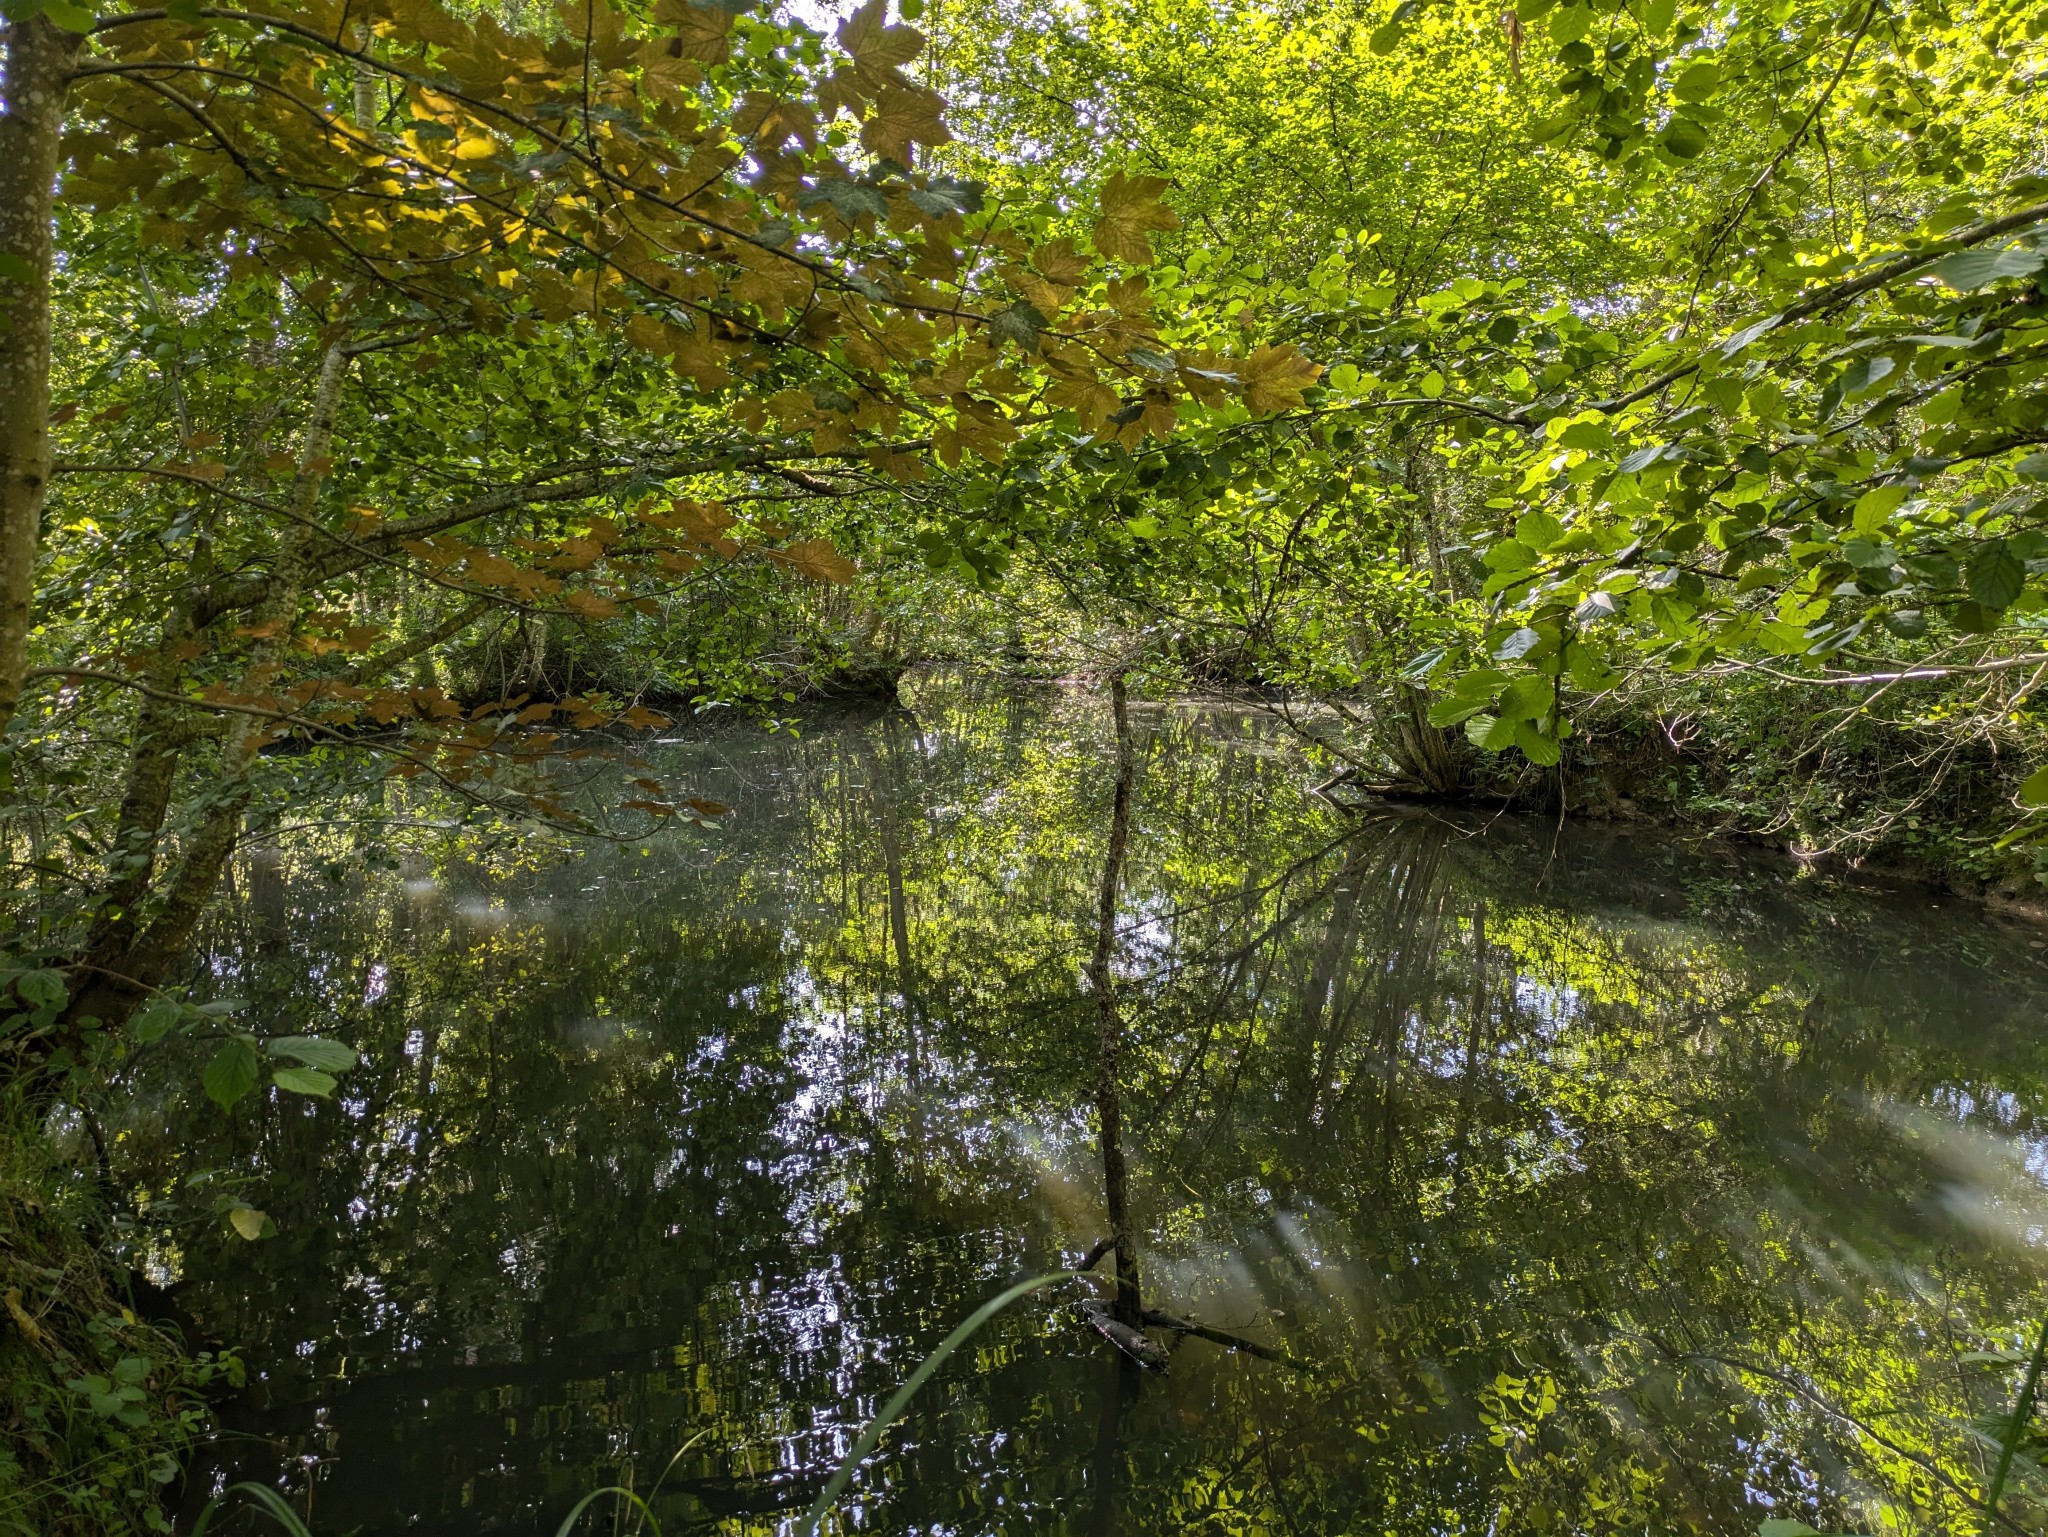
left=0, top=0, right=1317, bottom=1051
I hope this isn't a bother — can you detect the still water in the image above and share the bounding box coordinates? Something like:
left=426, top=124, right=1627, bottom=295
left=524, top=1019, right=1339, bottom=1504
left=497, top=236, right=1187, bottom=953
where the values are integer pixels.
left=135, top=680, right=2048, bottom=1535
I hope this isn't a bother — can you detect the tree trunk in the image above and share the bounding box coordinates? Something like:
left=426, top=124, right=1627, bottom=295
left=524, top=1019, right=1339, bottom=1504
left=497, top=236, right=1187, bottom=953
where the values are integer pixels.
left=68, top=343, right=351, bottom=1030
left=1087, top=673, right=1142, bottom=1327
left=0, top=17, right=82, bottom=735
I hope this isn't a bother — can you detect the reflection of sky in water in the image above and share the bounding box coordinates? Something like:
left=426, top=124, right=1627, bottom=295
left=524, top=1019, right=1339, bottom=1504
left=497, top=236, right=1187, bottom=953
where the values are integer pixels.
left=140, top=691, right=2048, bottom=1536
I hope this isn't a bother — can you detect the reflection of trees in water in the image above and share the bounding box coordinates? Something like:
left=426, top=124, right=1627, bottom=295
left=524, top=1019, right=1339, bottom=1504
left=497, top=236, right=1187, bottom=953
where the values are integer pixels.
left=121, top=683, right=2048, bottom=1535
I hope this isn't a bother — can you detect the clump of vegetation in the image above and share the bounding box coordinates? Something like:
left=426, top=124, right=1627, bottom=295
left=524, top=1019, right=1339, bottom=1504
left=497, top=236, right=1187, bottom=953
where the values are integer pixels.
left=0, top=1077, right=239, bottom=1535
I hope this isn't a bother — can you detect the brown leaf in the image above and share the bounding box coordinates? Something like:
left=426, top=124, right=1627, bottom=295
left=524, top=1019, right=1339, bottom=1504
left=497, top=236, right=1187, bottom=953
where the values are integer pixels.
left=837, top=0, right=924, bottom=81
left=1092, top=171, right=1178, bottom=264
left=770, top=537, right=858, bottom=585
left=860, top=83, right=950, bottom=162
left=1237, top=343, right=1323, bottom=413
left=1032, top=237, right=1090, bottom=286
left=653, top=0, right=737, bottom=62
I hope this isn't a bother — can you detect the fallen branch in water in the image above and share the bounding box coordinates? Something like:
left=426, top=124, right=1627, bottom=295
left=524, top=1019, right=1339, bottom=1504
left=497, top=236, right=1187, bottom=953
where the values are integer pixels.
left=1073, top=1236, right=1317, bottom=1375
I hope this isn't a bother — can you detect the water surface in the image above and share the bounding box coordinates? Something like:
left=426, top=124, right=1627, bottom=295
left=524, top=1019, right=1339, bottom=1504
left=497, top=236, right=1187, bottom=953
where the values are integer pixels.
left=139, top=682, right=2048, bottom=1535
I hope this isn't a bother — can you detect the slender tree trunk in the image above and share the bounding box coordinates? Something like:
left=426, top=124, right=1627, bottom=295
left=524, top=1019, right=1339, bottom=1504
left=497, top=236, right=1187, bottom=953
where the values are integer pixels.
left=0, top=17, right=82, bottom=736
left=68, top=344, right=350, bottom=1029
left=1087, top=673, right=1142, bottom=1327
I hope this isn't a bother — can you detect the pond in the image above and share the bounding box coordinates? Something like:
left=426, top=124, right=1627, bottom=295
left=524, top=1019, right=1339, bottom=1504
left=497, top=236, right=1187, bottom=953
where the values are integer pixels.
left=127, top=679, right=2048, bottom=1535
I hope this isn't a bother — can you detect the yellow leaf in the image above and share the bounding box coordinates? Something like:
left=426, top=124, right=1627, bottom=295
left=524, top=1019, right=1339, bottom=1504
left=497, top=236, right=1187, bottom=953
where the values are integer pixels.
left=1032, top=236, right=1089, bottom=286
left=229, top=1207, right=269, bottom=1241
left=1092, top=171, right=1178, bottom=265
left=1237, top=344, right=1322, bottom=413
left=453, top=135, right=496, bottom=160
left=1018, top=275, right=1071, bottom=318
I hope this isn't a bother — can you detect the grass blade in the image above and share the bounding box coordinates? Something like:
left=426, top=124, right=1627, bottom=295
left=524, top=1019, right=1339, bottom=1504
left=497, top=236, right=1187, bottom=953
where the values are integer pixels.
left=1987, top=1311, right=2048, bottom=1516
left=551, top=1485, right=661, bottom=1537
left=189, top=1482, right=315, bottom=1537
left=796, top=1271, right=1077, bottom=1537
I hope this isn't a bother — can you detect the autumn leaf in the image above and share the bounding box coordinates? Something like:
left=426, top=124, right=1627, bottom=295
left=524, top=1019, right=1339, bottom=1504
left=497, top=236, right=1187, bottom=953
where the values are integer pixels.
left=653, top=0, right=738, bottom=62
left=1237, top=344, right=1323, bottom=413
left=771, top=538, right=858, bottom=584
left=861, top=84, right=951, bottom=162
left=562, top=589, right=620, bottom=619
left=1032, top=237, right=1091, bottom=286
left=620, top=705, right=672, bottom=729
left=1092, top=171, right=1178, bottom=264
left=838, top=0, right=924, bottom=85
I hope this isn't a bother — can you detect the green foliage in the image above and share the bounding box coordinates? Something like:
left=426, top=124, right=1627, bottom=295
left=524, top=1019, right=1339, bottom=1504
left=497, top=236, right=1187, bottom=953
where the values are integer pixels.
left=0, top=1091, right=242, bottom=1535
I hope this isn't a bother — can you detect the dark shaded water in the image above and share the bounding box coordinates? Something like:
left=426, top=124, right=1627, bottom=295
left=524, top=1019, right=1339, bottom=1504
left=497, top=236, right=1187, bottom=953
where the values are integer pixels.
left=128, top=682, right=2048, bottom=1535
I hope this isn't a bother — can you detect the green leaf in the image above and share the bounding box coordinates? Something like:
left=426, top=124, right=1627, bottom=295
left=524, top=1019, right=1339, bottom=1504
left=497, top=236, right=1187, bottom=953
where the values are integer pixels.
left=1671, top=62, right=1721, bottom=102
left=989, top=301, right=1047, bottom=353
left=1951, top=599, right=2002, bottom=634
left=1573, top=589, right=1619, bottom=625
left=1851, top=484, right=1907, bottom=536
left=2021, top=765, right=2048, bottom=807
left=1484, top=539, right=1535, bottom=572
left=1400, top=645, right=1448, bottom=680
left=272, top=1067, right=337, bottom=1097
left=1717, top=314, right=1783, bottom=359
left=1881, top=608, right=1926, bottom=638
left=1493, top=626, right=1545, bottom=661
left=1966, top=542, right=2025, bottom=609
left=131, top=1001, right=182, bottom=1044
left=40, top=0, right=93, bottom=29
left=1516, top=510, right=1564, bottom=550
left=202, top=1040, right=260, bottom=1110
left=1368, top=22, right=1404, bottom=52
left=267, top=1035, right=358, bottom=1071
left=228, top=1206, right=271, bottom=1241
left=1514, top=720, right=1561, bottom=765
left=1659, top=115, right=1710, bottom=160
left=1496, top=674, right=1554, bottom=722
left=1932, top=245, right=2046, bottom=290
left=1839, top=354, right=1894, bottom=395
left=14, top=969, right=66, bottom=1008
left=1466, top=713, right=1517, bottom=750
left=906, top=177, right=983, bottom=219
left=798, top=178, right=890, bottom=223
left=1548, top=4, right=1590, bottom=41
